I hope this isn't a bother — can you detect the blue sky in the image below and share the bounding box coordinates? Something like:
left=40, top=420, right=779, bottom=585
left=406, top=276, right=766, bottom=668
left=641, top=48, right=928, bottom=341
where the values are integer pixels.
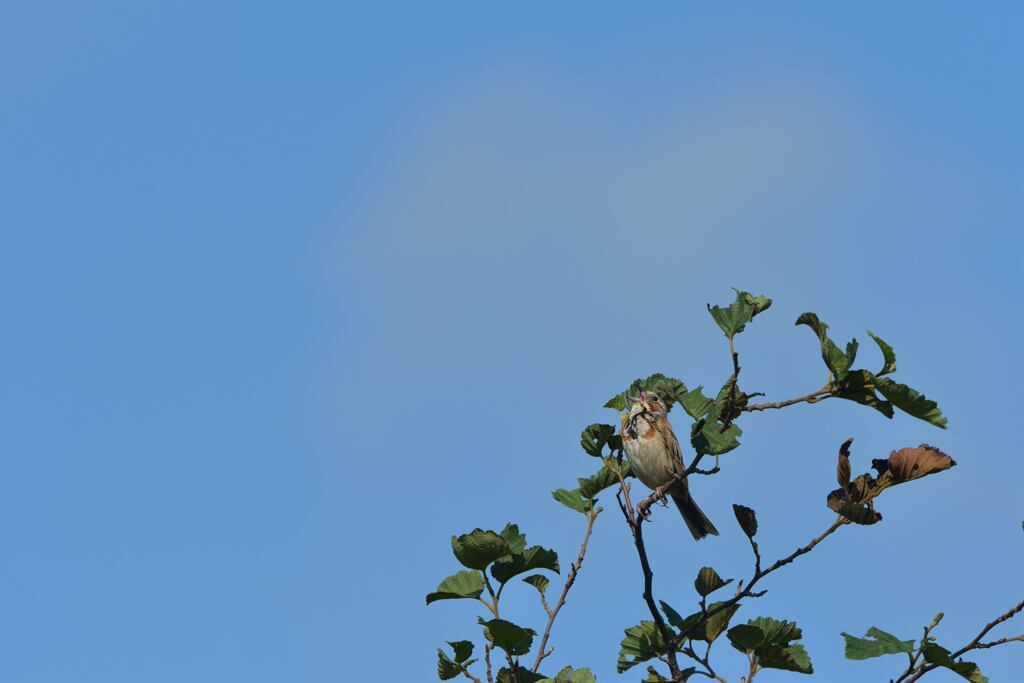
left=1, top=3, right=1021, bottom=682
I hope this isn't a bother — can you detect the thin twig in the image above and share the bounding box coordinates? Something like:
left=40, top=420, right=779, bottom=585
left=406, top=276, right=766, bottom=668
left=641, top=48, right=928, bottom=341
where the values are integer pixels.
left=675, top=516, right=847, bottom=644
left=902, top=599, right=1024, bottom=682
left=484, top=644, right=493, bottom=683
left=530, top=507, right=603, bottom=672
left=743, top=386, right=832, bottom=413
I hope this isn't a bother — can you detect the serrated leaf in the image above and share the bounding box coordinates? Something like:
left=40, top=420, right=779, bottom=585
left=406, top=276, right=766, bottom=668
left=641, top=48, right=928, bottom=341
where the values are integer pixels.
left=522, top=574, right=549, bottom=594
left=758, top=643, right=813, bottom=674
left=643, top=666, right=671, bottom=682
left=452, top=529, right=511, bottom=570
left=867, top=331, right=897, bottom=375
left=499, top=523, right=527, bottom=557
left=426, top=570, right=485, bottom=604
left=875, top=378, right=948, bottom=428
left=742, top=291, right=773, bottom=316
left=708, top=290, right=753, bottom=338
left=729, top=618, right=812, bottom=674
left=691, top=419, right=742, bottom=457
left=617, top=621, right=665, bottom=672
left=732, top=504, right=758, bottom=537
left=841, top=627, right=915, bottom=660
left=447, top=640, right=474, bottom=664
left=679, top=387, right=714, bottom=419
left=577, top=462, right=628, bottom=499
left=552, top=488, right=592, bottom=514
left=833, top=370, right=894, bottom=418
left=581, top=423, right=618, bottom=457
left=695, top=566, right=731, bottom=597
left=605, top=374, right=688, bottom=413
left=746, top=616, right=802, bottom=645
left=479, top=618, right=537, bottom=656
left=437, top=649, right=463, bottom=680
left=922, top=643, right=988, bottom=683
left=497, top=667, right=548, bottom=683
left=727, top=624, right=764, bottom=651
left=538, top=666, right=597, bottom=683
left=491, top=545, right=559, bottom=584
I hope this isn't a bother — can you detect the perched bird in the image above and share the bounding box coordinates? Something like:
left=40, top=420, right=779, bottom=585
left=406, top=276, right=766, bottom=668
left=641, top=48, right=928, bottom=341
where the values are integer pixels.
left=621, top=390, right=719, bottom=540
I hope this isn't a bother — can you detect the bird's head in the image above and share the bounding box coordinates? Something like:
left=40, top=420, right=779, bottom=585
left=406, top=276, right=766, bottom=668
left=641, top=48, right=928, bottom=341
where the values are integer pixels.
left=629, top=390, right=666, bottom=417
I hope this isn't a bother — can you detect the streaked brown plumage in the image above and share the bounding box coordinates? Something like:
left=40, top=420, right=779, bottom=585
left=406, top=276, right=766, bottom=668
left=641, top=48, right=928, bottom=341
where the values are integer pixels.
left=621, top=390, right=719, bottom=540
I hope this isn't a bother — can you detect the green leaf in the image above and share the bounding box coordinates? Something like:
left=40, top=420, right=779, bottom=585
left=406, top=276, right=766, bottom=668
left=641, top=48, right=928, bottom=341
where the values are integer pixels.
left=577, top=462, right=627, bottom=499
left=448, top=640, right=474, bottom=664
left=491, top=545, right=559, bottom=584
left=538, top=666, right=597, bottom=683
left=747, top=616, right=802, bottom=645
left=452, top=530, right=511, bottom=570
left=522, top=574, right=549, bottom=594
left=708, top=290, right=753, bottom=338
left=617, top=620, right=666, bottom=672
left=702, top=602, right=740, bottom=642
left=758, top=643, right=813, bottom=674
left=497, top=667, right=548, bottom=683
left=795, top=312, right=856, bottom=380
left=691, top=419, right=742, bottom=457
left=694, top=566, right=731, bottom=597
left=426, top=570, right=485, bottom=604
left=732, top=504, right=758, bottom=537
left=679, top=386, right=714, bottom=420
left=727, top=617, right=812, bottom=674
left=841, top=627, right=915, bottom=660
left=581, top=423, right=619, bottom=457
left=833, top=369, right=894, bottom=418
left=875, top=378, right=948, bottom=428
left=437, top=650, right=463, bottom=680
left=642, top=666, right=671, bottom=682
left=605, top=374, right=688, bottom=413
left=499, top=523, right=527, bottom=557
left=867, top=330, right=897, bottom=375
left=479, top=617, right=537, bottom=656
left=742, top=291, right=773, bottom=317
left=551, top=488, right=592, bottom=514
left=922, top=642, right=988, bottom=683
left=727, top=624, right=765, bottom=651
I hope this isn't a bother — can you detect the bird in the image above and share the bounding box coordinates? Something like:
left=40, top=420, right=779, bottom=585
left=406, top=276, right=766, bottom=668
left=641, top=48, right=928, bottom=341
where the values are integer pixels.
left=621, top=390, right=719, bottom=540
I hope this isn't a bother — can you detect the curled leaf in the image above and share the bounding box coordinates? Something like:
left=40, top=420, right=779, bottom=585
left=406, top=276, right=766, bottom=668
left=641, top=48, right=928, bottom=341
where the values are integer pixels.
left=451, top=529, right=511, bottom=570
left=695, top=566, right=732, bottom=597
left=733, top=504, right=758, bottom=538
left=872, top=445, right=956, bottom=484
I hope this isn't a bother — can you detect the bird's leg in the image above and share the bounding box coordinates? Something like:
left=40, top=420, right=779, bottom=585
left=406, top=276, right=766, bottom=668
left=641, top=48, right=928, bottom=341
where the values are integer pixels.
left=637, top=478, right=675, bottom=520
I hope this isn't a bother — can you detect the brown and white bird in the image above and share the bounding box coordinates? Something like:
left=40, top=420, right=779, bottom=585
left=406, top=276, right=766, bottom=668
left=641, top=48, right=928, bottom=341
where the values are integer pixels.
left=621, top=390, right=719, bottom=540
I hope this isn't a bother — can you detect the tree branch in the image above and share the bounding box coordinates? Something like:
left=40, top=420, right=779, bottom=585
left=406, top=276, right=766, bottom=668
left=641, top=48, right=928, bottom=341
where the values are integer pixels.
left=530, top=507, right=603, bottom=672
left=612, top=460, right=685, bottom=682
left=742, top=386, right=832, bottom=413
left=901, top=599, right=1024, bottom=682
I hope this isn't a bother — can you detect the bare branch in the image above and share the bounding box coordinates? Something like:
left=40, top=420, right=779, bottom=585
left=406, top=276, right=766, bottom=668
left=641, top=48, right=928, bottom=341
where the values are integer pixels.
left=902, top=599, right=1024, bottom=682
left=530, top=507, right=603, bottom=672
left=743, top=386, right=832, bottom=413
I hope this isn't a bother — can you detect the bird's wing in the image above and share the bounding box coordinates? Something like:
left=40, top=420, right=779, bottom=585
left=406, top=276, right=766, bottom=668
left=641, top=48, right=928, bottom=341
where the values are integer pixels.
left=659, top=417, right=687, bottom=476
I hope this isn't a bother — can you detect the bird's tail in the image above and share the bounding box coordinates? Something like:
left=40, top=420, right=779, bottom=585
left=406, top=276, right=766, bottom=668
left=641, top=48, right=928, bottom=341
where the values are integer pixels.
left=672, top=493, right=719, bottom=541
